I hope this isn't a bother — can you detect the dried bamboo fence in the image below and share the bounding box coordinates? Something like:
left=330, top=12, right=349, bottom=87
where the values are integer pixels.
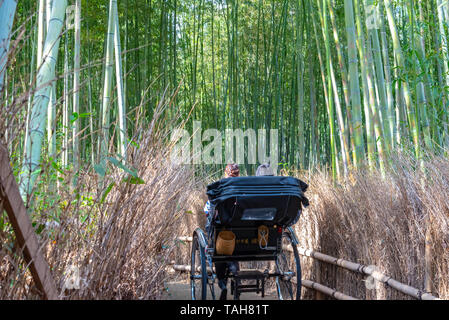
left=172, top=236, right=440, bottom=300
left=294, top=247, right=439, bottom=300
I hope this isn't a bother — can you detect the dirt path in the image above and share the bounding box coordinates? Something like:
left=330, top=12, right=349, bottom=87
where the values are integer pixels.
left=161, top=281, right=277, bottom=300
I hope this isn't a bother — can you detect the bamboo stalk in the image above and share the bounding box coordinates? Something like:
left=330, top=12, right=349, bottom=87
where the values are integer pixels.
left=328, top=0, right=354, bottom=167
left=356, top=0, right=386, bottom=172
left=378, top=2, right=396, bottom=150
left=317, top=0, right=349, bottom=177
left=100, top=0, right=116, bottom=168
left=344, top=0, right=366, bottom=167
left=310, top=1, right=334, bottom=177
left=171, top=264, right=213, bottom=274
left=414, top=1, right=433, bottom=151
left=177, top=236, right=193, bottom=242
left=353, top=0, right=375, bottom=168
left=85, top=18, right=95, bottom=167
left=301, top=279, right=359, bottom=300
left=62, top=34, right=69, bottom=168
left=72, top=0, right=81, bottom=181
left=320, top=0, right=338, bottom=180
left=366, top=0, right=391, bottom=153
left=20, top=0, right=68, bottom=199
left=113, top=0, right=127, bottom=161
left=36, top=0, right=45, bottom=70
left=45, top=0, right=52, bottom=28
left=45, top=0, right=56, bottom=162
left=436, top=0, right=449, bottom=147
left=0, top=0, right=18, bottom=92
left=294, top=1, right=304, bottom=170
left=309, top=52, right=318, bottom=168
left=384, top=0, right=420, bottom=159
left=47, top=82, right=56, bottom=159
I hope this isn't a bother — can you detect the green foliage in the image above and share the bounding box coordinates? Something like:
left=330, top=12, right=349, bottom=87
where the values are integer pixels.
left=6, top=0, right=449, bottom=187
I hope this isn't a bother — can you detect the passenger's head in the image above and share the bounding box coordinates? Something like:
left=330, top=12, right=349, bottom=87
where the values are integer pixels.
left=224, top=163, right=240, bottom=178
left=256, top=163, right=274, bottom=176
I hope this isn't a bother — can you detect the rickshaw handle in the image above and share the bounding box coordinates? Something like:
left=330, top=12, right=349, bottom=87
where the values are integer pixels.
left=287, top=226, right=299, bottom=245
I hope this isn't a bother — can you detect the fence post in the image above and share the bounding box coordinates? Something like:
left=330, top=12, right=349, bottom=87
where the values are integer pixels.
left=424, top=215, right=433, bottom=294
left=0, top=143, right=58, bottom=299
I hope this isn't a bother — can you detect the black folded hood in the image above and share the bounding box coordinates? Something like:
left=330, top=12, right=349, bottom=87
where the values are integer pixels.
left=206, top=176, right=309, bottom=227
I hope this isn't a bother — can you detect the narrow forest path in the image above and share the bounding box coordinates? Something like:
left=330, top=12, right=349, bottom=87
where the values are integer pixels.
left=161, top=281, right=277, bottom=300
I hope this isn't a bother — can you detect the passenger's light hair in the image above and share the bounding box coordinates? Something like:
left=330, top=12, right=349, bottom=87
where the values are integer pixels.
left=256, top=163, right=274, bottom=176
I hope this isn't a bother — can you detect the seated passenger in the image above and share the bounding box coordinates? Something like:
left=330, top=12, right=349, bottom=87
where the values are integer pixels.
left=255, top=163, right=301, bottom=226
left=204, top=163, right=240, bottom=233
left=204, top=163, right=240, bottom=300
left=255, top=163, right=274, bottom=176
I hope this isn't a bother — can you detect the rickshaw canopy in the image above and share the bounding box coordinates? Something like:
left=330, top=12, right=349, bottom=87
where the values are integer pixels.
left=206, top=176, right=309, bottom=227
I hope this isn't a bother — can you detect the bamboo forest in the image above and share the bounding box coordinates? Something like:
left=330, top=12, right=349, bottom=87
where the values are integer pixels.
left=0, top=0, right=448, bottom=301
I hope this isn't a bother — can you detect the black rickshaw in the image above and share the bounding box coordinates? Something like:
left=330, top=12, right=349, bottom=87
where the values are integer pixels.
left=190, top=176, right=309, bottom=300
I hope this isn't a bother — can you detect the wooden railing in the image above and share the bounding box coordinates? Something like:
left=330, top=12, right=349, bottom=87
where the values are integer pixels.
left=0, top=144, right=58, bottom=299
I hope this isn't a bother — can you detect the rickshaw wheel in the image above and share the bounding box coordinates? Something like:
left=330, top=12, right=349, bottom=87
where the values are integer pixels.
left=275, top=231, right=301, bottom=300
left=190, top=234, right=208, bottom=300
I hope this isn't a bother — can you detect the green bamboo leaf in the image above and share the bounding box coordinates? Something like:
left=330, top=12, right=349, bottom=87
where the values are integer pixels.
left=100, top=182, right=115, bottom=204
left=70, top=112, right=79, bottom=123
left=93, top=163, right=106, bottom=177
left=35, top=223, right=45, bottom=235
left=130, top=140, right=140, bottom=149
left=51, top=160, right=64, bottom=175
left=107, top=157, right=138, bottom=177
left=122, top=176, right=145, bottom=184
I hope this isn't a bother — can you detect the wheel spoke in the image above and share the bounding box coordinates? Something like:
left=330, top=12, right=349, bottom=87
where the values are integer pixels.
left=190, top=235, right=209, bottom=300
left=276, top=232, right=301, bottom=300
